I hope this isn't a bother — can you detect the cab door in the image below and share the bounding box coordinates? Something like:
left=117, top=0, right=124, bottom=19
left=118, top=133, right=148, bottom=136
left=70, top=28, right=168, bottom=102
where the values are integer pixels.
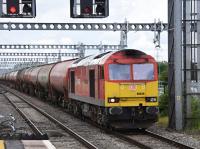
left=70, top=71, right=75, bottom=93
left=89, top=70, right=95, bottom=97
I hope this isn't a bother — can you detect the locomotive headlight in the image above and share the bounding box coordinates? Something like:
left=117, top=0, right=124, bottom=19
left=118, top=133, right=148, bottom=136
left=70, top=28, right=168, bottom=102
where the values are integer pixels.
left=108, top=98, right=120, bottom=103
left=110, top=98, right=115, bottom=103
left=146, top=97, right=157, bottom=102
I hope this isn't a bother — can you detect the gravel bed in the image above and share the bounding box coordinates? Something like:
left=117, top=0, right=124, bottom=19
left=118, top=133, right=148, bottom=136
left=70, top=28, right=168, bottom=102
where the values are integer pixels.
left=148, top=124, right=200, bottom=149
left=2, top=86, right=200, bottom=149
left=10, top=86, right=200, bottom=149
left=18, top=91, right=140, bottom=149
left=0, top=93, right=32, bottom=135
left=127, top=134, right=178, bottom=149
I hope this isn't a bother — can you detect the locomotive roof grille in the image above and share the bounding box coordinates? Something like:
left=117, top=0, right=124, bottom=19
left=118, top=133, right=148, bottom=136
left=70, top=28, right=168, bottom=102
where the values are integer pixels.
left=123, top=50, right=146, bottom=58
left=73, top=55, right=90, bottom=64
left=94, top=51, right=111, bottom=59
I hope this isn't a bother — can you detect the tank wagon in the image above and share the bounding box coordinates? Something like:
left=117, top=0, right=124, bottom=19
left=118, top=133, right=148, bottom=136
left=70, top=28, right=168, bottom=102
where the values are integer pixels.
left=1, top=49, right=159, bottom=129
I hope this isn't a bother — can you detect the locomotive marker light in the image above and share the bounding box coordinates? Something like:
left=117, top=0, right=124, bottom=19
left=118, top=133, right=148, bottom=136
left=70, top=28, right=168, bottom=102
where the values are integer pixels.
left=1, top=0, right=36, bottom=18
left=70, top=0, right=109, bottom=18
left=145, top=97, right=157, bottom=102
left=108, top=97, right=120, bottom=103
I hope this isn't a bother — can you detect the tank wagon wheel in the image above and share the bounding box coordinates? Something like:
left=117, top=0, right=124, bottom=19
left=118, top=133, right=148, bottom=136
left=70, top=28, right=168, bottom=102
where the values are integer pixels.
left=90, top=107, right=97, bottom=122
left=73, top=104, right=78, bottom=115
left=66, top=101, right=73, bottom=113
left=37, top=90, right=41, bottom=99
left=58, top=96, right=65, bottom=107
left=29, top=86, right=35, bottom=96
left=33, top=88, right=37, bottom=96
left=19, top=83, right=23, bottom=92
left=50, top=90, right=59, bottom=106
left=61, top=98, right=66, bottom=108
left=24, top=86, right=29, bottom=94
left=39, top=90, right=46, bottom=101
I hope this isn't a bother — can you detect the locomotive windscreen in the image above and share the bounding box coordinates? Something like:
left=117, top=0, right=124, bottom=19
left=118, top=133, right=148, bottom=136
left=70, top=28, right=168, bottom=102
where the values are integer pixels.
left=109, top=63, right=154, bottom=81
left=133, top=64, right=154, bottom=80
left=109, top=64, right=131, bottom=80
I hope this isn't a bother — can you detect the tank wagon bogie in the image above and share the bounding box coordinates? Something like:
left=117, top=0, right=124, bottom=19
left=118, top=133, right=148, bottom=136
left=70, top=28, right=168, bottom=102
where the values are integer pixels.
left=1, top=49, right=159, bottom=129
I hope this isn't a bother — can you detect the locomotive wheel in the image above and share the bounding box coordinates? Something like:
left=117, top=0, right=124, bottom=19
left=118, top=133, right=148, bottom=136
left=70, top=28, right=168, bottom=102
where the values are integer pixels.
left=29, top=87, right=34, bottom=96
left=73, top=104, right=78, bottom=115
left=67, top=103, right=73, bottom=113
left=73, top=102, right=82, bottom=117
left=97, top=108, right=108, bottom=127
left=91, top=106, right=97, bottom=122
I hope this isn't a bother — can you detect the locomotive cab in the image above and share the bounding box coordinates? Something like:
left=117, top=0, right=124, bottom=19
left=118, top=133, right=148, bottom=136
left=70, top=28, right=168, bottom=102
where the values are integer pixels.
left=103, top=50, right=159, bottom=128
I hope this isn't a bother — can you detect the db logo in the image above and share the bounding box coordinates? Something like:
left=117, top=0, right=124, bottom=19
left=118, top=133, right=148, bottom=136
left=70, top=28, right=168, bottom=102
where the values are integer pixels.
left=129, top=85, right=136, bottom=91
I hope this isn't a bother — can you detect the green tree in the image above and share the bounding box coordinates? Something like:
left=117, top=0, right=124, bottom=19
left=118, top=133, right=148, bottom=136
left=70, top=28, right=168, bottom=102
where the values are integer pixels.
left=158, top=62, right=168, bottom=116
left=158, top=62, right=168, bottom=82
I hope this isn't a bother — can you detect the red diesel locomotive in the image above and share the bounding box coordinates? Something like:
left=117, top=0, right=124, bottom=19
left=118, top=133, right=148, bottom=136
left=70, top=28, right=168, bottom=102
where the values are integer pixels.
left=1, top=49, right=159, bottom=129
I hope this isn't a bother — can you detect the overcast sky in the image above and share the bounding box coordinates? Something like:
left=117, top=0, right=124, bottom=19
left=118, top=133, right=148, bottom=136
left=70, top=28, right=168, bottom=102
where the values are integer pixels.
left=0, top=0, right=168, bottom=61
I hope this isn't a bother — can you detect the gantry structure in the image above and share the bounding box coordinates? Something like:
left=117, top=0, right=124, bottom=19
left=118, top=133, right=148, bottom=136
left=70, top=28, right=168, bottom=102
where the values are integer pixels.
left=169, top=0, right=200, bottom=130
left=0, top=21, right=167, bottom=69
left=0, top=43, right=122, bottom=69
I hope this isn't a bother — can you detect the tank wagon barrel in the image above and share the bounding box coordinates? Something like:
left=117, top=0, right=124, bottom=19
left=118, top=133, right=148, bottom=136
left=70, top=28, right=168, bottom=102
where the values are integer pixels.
left=36, top=64, right=55, bottom=99
left=49, top=59, right=76, bottom=102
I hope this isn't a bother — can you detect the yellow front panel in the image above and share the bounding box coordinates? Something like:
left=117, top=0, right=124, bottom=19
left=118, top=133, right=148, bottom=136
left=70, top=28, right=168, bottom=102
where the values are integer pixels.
left=0, top=140, right=5, bottom=149
left=105, top=81, right=158, bottom=107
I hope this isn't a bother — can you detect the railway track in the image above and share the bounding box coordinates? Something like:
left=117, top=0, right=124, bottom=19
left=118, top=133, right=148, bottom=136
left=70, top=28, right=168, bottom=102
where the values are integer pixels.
left=1, top=86, right=97, bottom=149
left=112, top=130, right=195, bottom=149
left=145, top=130, right=194, bottom=149
left=1, top=85, right=196, bottom=149
left=3, top=93, right=48, bottom=140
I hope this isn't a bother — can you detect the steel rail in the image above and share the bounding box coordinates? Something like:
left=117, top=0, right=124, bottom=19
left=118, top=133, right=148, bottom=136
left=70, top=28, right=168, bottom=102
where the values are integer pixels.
left=7, top=86, right=147, bottom=149
left=112, top=130, right=195, bottom=149
left=145, top=130, right=195, bottom=149
left=1, top=85, right=195, bottom=149
left=2, top=85, right=195, bottom=149
left=111, top=131, right=152, bottom=149
left=2, top=93, right=45, bottom=137
left=3, top=86, right=98, bottom=149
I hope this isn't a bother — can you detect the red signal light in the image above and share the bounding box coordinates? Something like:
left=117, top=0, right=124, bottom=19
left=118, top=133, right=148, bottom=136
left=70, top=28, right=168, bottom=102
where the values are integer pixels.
left=6, top=0, right=19, bottom=14
left=84, top=6, right=92, bottom=14
left=9, top=6, right=17, bottom=14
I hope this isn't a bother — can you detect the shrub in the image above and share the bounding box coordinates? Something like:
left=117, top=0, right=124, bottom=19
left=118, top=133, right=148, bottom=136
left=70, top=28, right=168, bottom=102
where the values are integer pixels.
left=159, top=89, right=168, bottom=116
